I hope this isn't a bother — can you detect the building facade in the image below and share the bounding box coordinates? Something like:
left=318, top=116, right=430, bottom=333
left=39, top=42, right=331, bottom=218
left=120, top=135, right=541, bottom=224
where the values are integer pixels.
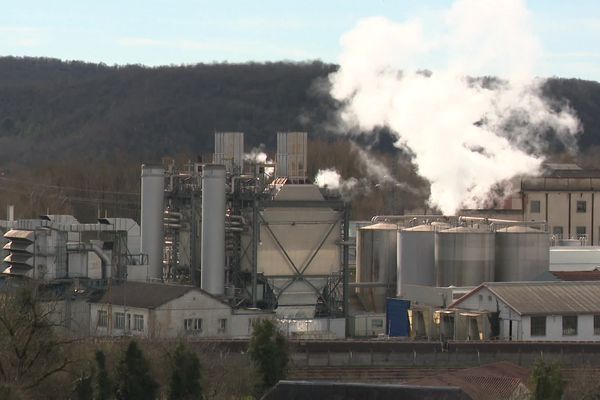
left=449, top=281, right=600, bottom=341
left=90, top=281, right=273, bottom=338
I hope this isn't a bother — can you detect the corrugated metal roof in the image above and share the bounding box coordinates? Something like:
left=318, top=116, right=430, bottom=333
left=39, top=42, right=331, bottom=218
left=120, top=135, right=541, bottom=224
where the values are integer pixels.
left=92, top=281, right=229, bottom=309
left=4, top=229, right=35, bottom=241
left=453, top=281, right=600, bottom=315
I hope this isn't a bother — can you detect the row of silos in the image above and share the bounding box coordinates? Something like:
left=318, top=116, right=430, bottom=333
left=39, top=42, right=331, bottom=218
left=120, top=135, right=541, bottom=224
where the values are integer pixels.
left=355, top=221, right=549, bottom=311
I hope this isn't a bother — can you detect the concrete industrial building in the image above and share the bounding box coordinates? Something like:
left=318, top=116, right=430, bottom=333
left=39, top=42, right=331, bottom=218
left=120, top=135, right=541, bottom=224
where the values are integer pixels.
left=0, top=130, right=350, bottom=339
left=462, top=163, right=600, bottom=245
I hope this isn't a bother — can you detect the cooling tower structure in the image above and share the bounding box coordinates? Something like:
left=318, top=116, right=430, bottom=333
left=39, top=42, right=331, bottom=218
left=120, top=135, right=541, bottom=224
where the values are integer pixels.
left=495, top=225, right=550, bottom=281
left=276, top=132, right=307, bottom=183
left=141, top=165, right=165, bottom=280
left=397, top=222, right=450, bottom=296
left=435, top=226, right=495, bottom=287
left=201, top=164, right=226, bottom=295
left=214, top=132, right=244, bottom=173
left=356, top=223, right=398, bottom=313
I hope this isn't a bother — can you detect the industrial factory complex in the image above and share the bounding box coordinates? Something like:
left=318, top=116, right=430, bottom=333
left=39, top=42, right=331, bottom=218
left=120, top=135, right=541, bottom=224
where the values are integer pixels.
left=3, top=132, right=600, bottom=343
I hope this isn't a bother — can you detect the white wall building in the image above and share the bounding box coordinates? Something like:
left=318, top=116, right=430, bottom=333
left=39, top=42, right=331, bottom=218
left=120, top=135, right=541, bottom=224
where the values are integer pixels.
left=90, top=281, right=274, bottom=338
left=449, top=281, right=600, bottom=341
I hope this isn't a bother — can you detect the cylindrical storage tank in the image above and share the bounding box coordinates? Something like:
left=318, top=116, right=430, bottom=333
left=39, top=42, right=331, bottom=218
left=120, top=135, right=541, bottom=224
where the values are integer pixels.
left=397, top=223, right=450, bottom=296
left=201, top=164, right=226, bottom=295
left=435, top=226, right=495, bottom=287
left=356, top=223, right=397, bottom=313
left=495, top=226, right=549, bottom=281
left=140, top=165, right=165, bottom=280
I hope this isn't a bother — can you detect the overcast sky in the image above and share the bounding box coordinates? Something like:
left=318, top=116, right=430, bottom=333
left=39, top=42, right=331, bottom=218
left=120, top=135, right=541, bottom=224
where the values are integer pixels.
left=1, top=0, right=599, bottom=80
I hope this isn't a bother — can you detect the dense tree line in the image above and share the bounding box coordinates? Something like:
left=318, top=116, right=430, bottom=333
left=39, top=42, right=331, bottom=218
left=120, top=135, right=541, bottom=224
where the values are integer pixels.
left=0, top=57, right=599, bottom=221
left=0, top=56, right=598, bottom=168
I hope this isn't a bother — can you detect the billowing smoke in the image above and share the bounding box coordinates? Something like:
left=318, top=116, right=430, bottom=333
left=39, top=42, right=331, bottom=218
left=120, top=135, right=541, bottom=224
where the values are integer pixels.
left=244, top=147, right=269, bottom=164
left=314, top=168, right=359, bottom=200
left=315, top=144, right=425, bottom=201
left=244, top=146, right=275, bottom=176
left=329, top=0, right=580, bottom=214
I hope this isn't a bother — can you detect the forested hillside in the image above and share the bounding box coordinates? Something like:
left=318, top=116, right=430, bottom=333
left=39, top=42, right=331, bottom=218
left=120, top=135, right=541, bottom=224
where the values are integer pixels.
left=0, top=56, right=598, bottom=220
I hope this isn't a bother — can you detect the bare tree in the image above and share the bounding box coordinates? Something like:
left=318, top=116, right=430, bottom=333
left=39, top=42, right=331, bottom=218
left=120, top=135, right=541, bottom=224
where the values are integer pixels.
left=0, top=279, right=74, bottom=395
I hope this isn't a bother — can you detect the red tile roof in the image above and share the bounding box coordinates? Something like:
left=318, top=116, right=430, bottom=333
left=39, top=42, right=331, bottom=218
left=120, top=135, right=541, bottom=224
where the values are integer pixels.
left=406, top=362, right=530, bottom=400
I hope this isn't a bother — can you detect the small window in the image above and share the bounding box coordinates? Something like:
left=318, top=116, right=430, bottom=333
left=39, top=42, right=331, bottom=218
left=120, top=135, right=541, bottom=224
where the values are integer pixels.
left=530, top=200, right=541, bottom=213
left=576, top=226, right=587, bottom=237
left=98, top=310, right=108, bottom=327
left=218, top=318, right=227, bottom=333
left=115, top=312, right=125, bottom=329
left=577, top=200, right=587, bottom=213
left=530, top=316, right=546, bottom=337
left=562, top=315, right=577, bottom=336
left=184, top=318, right=202, bottom=332
left=552, top=226, right=563, bottom=238
left=371, top=319, right=384, bottom=329
left=595, top=315, right=600, bottom=335
left=133, top=314, right=144, bottom=331
left=126, top=313, right=131, bottom=330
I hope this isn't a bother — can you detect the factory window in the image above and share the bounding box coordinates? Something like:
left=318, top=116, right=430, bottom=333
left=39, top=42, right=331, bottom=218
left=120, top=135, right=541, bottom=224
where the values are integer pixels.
left=371, top=319, right=384, bottom=329
left=133, top=314, right=144, bottom=331
left=184, top=318, right=202, bottom=332
left=530, top=316, right=546, bottom=337
left=576, top=226, right=587, bottom=238
left=218, top=318, right=227, bottom=333
left=530, top=200, right=541, bottom=214
left=577, top=200, right=587, bottom=213
left=562, top=315, right=578, bottom=336
left=552, top=226, right=563, bottom=238
left=594, top=315, right=600, bottom=335
left=97, top=310, right=108, bottom=328
left=115, top=312, right=125, bottom=329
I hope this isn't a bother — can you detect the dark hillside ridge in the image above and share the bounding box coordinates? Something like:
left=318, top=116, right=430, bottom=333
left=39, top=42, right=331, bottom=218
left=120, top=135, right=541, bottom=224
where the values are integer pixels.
left=0, top=56, right=597, bottom=166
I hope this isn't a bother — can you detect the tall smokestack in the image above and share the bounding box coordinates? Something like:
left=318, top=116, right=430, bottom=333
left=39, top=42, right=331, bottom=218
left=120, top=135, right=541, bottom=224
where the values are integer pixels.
left=201, top=164, right=226, bottom=295
left=141, top=164, right=165, bottom=281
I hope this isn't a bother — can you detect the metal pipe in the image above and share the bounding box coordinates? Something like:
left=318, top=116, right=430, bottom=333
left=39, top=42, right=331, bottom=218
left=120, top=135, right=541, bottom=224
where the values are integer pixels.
left=371, top=214, right=452, bottom=223
left=164, top=211, right=183, bottom=218
left=458, top=216, right=548, bottom=232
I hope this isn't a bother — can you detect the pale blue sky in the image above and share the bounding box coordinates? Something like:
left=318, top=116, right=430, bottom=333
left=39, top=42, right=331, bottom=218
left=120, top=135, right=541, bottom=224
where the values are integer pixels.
left=1, top=0, right=599, bottom=80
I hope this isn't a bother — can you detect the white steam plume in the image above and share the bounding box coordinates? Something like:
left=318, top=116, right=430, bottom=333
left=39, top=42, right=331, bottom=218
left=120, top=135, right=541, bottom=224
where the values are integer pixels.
left=329, top=0, right=580, bottom=215
left=244, top=146, right=275, bottom=176
left=315, top=145, right=425, bottom=201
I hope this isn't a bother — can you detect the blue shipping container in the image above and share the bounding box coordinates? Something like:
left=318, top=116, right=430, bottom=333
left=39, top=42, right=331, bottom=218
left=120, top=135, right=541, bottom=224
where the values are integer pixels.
left=386, top=298, right=411, bottom=337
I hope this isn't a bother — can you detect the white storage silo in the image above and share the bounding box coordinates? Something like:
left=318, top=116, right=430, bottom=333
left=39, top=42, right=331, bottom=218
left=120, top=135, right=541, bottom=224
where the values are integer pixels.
left=201, top=164, right=226, bottom=295
left=356, top=223, right=397, bottom=312
left=495, top=226, right=550, bottom=281
left=141, top=164, right=165, bottom=281
left=435, top=226, right=495, bottom=287
left=397, top=223, right=450, bottom=296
